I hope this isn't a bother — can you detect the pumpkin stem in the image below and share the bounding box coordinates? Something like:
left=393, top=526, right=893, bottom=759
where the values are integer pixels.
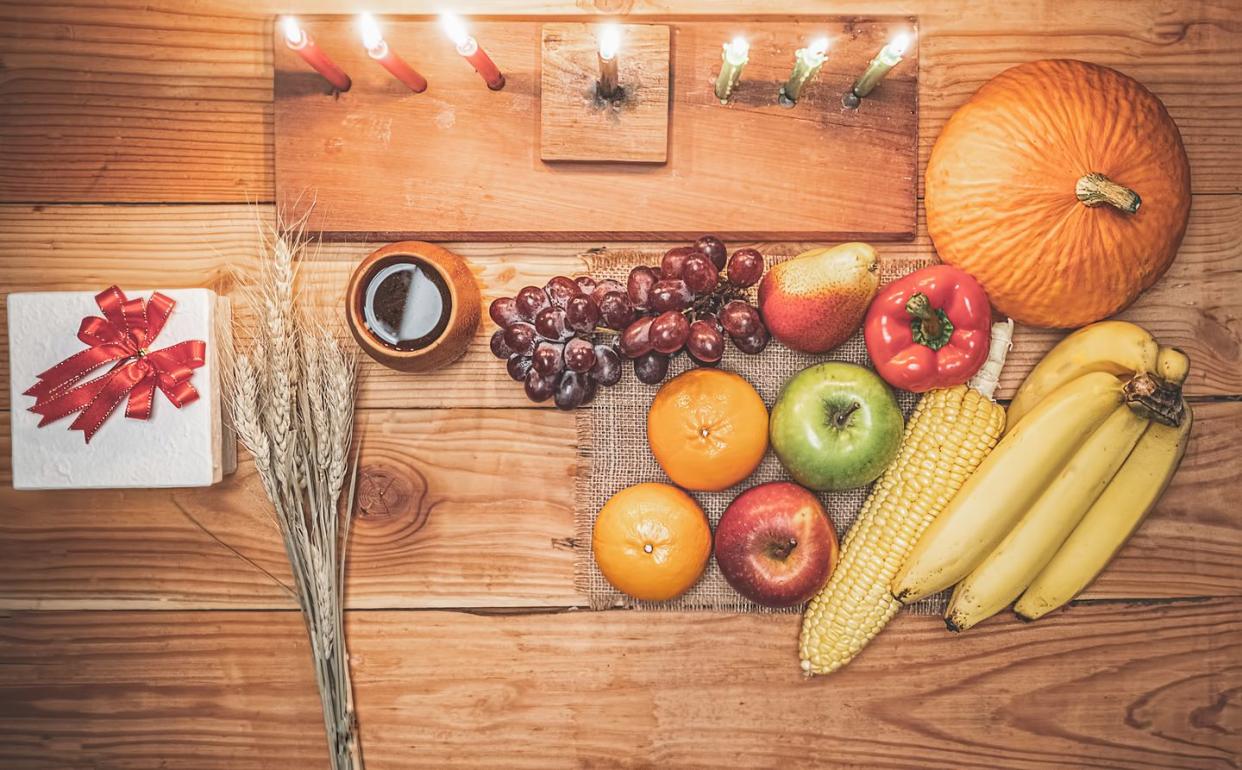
left=1076, top=173, right=1141, bottom=214
left=906, top=292, right=955, bottom=351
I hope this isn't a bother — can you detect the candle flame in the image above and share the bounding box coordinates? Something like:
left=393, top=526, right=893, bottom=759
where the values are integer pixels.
left=723, top=36, right=749, bottom=66
left=280, top=16, right=304, bottom=47
left=440, top=12, right=470, bottom=48
left=359, top=13, right=384, bottom=52
left=887, top=31, right=913, bottom=57
left=808, top=36, right=830, bottom=57
left=598, top=24, right=621, bottom=61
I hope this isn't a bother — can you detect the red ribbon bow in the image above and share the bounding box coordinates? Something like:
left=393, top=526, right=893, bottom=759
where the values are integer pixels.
left=24, top=286, right=207, bottom=443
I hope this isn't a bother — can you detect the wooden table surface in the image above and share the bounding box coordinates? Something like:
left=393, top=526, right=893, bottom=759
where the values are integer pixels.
left=1, top=1, right=1239, bottom=768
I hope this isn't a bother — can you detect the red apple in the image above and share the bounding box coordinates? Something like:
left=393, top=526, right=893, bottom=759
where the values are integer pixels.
left=714, top=481, right=839, bottom=607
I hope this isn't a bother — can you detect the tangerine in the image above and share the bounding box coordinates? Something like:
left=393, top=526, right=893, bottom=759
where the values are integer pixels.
left=592, top=483, right=711, bottom=601
left=647, top=368, right=769, bottom=491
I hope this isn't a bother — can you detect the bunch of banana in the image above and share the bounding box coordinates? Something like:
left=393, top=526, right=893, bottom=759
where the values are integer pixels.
left=891, top=321, right=1192, bottom=630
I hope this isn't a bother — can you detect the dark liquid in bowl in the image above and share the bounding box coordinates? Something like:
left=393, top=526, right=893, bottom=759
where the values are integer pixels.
left=361, top=258, right=452, bottom=351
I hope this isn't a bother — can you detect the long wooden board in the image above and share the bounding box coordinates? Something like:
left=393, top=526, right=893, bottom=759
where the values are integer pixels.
left=1, top=601, right=1238, bottom=768
left=2, top=401, right=1238, bottom=610
left=4, top=1, right=1239, bottom=204
left=273, top=17, right=919, bottom=241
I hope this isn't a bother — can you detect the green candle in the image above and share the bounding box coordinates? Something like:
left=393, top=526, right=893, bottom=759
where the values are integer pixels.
left=779, top=36, right=830, bottom=107
left=714, top=36, right=750, bottom=104
left=851, top=31, right=912, bottom=100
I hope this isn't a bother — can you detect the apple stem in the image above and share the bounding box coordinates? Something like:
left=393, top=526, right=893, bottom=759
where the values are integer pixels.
left=768, top=537, right=798, bottom=561
left=833, top=401, right=861, bottom=429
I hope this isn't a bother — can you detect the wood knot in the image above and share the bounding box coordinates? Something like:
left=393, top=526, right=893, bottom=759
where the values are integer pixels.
left=356, top=463, right=426, bottom=524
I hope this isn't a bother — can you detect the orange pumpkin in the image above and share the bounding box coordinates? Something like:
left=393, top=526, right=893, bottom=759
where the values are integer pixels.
left=925, top=60, right=1191, bottom=328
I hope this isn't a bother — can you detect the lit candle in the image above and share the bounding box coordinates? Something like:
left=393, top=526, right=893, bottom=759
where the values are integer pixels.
left=441, top=13, right=505, bottom=91
left=714, top=36, right=750, bottom=104
left=844, top=31, right=912, bottom=108
left=597, top=24, right=622, bottom=100
left=778, top=36, right=830, bottom=107
left=281, top=16, right=352, bottom=92
left=359, top=13, right=428, bottom=93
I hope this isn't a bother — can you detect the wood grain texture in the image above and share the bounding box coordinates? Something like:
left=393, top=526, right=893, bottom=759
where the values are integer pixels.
left=539, top=23, right=671, bottom=162
left=0, top=1, right=273, bottom=203
left=1, top=600, right=1238, bottom=768
left=2, top=1, right=1238, bottom=203
left=1, top=2, right=1240, bottom=766
left=0, top=408, right=580, bottom=610
left=2, top=401, right=1238, bottom=610
left=274, top=18, right=918, bottom=240
left=2, top=199, right=1239, bottom=409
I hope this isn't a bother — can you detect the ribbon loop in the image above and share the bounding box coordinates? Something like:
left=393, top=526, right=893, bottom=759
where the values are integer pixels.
left=24, top=286, right=207, bottom=443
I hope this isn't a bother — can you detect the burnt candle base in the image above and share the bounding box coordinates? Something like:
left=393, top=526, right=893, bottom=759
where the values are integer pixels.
left=539, top=22, right=671, bottom=163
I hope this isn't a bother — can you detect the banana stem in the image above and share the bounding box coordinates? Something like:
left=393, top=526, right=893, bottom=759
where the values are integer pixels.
left=1124, top=372, right=1186, bottom=427
left=968, top=319, right=1013, bottom=401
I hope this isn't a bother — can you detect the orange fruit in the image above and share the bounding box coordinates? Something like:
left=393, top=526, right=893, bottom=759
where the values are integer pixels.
left=592, top=483, right=711, bottom=601
left=647, top=368, right=769, bottom=491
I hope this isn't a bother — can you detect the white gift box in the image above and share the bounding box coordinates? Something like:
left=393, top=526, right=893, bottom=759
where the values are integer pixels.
left=8, top=289, right=235, bottom=490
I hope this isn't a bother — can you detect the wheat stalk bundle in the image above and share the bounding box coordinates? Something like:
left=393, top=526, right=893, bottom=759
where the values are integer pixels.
left=223, top=217, right=364, bottom=770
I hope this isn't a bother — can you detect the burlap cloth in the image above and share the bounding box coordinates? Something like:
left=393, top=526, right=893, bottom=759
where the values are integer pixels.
left=574, top=249, right=949, bottom=615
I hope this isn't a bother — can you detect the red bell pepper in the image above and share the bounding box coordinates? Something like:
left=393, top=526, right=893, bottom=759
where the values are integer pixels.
left=864, top=265, right=992, bottom=393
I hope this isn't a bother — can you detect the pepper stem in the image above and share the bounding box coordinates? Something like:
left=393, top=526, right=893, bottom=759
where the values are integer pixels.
left=1076, top=173, right=1141, bottom=214
left=906, top=293, right=955, bottom=351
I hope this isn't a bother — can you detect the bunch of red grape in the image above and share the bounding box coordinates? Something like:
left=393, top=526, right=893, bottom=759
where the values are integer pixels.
left=489, top=235, right=769, bottom=409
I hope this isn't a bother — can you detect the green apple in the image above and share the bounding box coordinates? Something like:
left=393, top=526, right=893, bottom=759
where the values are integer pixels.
left=770, top=362, right=903, bottom=491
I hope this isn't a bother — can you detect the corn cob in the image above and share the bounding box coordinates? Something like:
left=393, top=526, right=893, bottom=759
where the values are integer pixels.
left=799, top=321, right=1011, bottom=675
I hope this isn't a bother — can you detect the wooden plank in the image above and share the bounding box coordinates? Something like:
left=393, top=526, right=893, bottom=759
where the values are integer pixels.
left=0, top=407, right=580, bottom=610
left=0, top=1, right=273, bottom=203
left=273, top=17, right=918, bottom=241
left=3, top=199, right=1239, bottom=409
left=1, top=600, right=1238, bottom=768
left=3, top=1, right=1238, bottom=203
left=2, top=401, right=1238, bottom=610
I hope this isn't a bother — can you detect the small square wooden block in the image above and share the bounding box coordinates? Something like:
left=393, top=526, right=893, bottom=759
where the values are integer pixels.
left=540, top=23, right=670, bottom=163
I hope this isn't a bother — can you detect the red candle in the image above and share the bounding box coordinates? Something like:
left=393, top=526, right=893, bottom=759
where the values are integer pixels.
left=440, top=13, right=505, bottom=91
left=359, top=13, right=428, bottom=93
left=281, top=17, right=351, bottom=92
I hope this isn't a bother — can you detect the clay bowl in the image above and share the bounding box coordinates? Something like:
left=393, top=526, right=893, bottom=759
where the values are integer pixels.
left=345, top=241, right=481, bottom=373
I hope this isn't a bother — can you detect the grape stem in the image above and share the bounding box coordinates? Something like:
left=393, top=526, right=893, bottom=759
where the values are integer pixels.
left=693, top=282, right=746, bottom=310
left=587, top=271, right=745, bottom=337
